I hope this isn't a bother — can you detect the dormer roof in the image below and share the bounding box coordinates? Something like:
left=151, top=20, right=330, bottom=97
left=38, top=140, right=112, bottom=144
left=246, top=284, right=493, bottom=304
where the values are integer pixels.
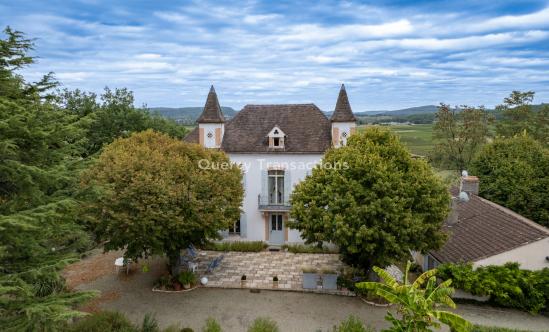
left=197, top=85, right=225, bottom=123
left=267, top=126, right=285, bottom=137
left=331, top=84, right=356, bottom=122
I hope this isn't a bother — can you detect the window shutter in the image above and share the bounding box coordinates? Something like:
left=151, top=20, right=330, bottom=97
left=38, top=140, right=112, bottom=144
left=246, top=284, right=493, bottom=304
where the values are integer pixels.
left=283, top=170, right=291, bottom=204
left=261, top=170, right=268, bottom=203
left=240, top=213, right=247, bottom=238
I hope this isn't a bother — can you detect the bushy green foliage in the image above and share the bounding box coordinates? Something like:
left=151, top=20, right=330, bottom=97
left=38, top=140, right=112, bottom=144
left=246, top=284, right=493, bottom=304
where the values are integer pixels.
left=67, top=311, right=136, bottom=332
left=81, top=130, right=243, bottom=273
left=178, top=271, right=197, bottom=286
left=205, top=241, right=267, bottom=252
left=202, top=318, right=222, bottom=332
left=431, top=104, right=493, bottom=172
left=357, top=262, right=471, bottom=332
left=471, top=325, right=533, bottom=332
left=470, top=135, right=549, bottom=227
left=0, top=26, right=95, bottom=331
left=140, top=313, right=160, bottom=332
left=289, top=127, right=450, bottom=272
left=282, top=243, right=338, bottom=254
left=56, top=87, right=188, bottom=156
left=333, top=316, right=372, bottom=332
left=247, top=317, right=279, bottom=332
left=496, top=91, right=549, bottom=147
left=437, top=263, right=549, bottom=313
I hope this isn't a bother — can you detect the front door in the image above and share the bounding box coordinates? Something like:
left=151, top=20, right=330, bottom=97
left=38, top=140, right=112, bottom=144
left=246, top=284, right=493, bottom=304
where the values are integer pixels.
left=270, top=214, right=284, bottom=245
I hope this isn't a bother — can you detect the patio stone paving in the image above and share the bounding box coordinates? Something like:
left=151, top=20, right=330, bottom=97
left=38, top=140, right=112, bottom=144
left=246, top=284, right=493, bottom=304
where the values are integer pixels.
left=192, top=250, right=350, bottom=295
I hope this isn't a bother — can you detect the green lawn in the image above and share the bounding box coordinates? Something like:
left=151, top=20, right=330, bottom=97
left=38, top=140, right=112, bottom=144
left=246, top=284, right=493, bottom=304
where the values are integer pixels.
left=359, top=124, right=435, bottom=156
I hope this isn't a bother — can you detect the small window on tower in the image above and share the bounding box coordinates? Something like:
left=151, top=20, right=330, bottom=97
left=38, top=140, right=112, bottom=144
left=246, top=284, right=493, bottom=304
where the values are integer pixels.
left=342, top=131, right=348, bottom=138
left=273, top=137, right=280, bottom=147
left=207, top=132, right=213, bottom=138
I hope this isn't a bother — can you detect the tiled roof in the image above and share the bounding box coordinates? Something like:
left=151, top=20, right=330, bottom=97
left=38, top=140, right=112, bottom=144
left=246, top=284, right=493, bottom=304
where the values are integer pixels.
left=197, top=86, right=225, bottom=123
left=430, top=189, right=549, bottom=264
left=330, top=84, right=356, bottom=122
left=186, top=104, right=332, bottom=153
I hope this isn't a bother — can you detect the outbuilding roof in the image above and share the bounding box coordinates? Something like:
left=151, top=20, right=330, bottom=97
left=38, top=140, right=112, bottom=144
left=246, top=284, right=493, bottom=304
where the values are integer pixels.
left=430, top=189, right=549, bottom=264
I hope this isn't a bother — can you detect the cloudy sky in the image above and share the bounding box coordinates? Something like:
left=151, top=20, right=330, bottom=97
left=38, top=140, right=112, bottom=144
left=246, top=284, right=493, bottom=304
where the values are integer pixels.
left=2, top=0, right=549, bottom=111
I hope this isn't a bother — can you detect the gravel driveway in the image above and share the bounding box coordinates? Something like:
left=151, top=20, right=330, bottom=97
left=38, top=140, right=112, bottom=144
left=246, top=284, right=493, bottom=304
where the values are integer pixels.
left=69, top=251, right=549, bottom=332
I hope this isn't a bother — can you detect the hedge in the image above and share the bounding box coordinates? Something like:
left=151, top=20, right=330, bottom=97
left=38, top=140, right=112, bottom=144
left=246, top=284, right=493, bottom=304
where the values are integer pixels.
left=437, top=262, right=549, bottom=313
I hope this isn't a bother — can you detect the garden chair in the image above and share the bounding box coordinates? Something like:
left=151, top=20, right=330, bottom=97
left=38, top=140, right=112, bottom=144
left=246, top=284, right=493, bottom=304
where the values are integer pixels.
left=114, top=257, right=131, bottom=275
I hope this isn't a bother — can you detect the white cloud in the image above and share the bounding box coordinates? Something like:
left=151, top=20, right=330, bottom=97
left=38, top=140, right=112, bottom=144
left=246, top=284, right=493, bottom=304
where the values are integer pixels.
left=243, top=14, right=281, bottom=24
left=470, top=7, right=549, bottom=32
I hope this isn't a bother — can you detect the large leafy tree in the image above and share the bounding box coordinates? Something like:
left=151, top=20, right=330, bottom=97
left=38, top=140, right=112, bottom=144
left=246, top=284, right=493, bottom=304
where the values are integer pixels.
left=289, top=127, right=450, bottom=272
left=496, top=91, right=549, bottom=146
left=81, top=130, right=243, bottom=273
left=470, top=135, right=549, bottom=227
left=56, top=87, right=188, bottom=156
left=0, top=27, right=95, bottom=331
left=356, top=262, right=471, bottom=332
left=431, top=104, right=493, bottom=172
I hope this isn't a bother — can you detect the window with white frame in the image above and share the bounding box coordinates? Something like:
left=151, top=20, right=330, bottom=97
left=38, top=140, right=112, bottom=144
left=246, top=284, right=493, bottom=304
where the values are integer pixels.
left=268, top=170, right=284, bottom=204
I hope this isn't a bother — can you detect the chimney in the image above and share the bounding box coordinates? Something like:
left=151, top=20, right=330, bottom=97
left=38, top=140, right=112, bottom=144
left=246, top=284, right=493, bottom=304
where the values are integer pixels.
left=460, top=173, right=479, bottom=195
left=447, top=197, right=459, bottom=225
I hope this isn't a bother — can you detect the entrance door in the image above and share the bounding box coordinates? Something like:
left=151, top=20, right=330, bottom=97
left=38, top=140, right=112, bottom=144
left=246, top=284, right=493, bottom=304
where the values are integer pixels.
left=270, top=214, right=284, bottom=245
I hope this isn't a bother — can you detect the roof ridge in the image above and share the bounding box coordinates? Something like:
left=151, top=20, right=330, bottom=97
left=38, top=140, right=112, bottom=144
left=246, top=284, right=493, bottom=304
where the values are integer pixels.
left=475, top=195, right=549, bottom=235
left=243, top=103, right=316, bottom=107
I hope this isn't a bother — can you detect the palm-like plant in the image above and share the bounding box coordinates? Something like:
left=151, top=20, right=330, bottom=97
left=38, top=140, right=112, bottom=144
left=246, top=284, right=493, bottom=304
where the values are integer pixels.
left=356, top=261, right=471, bottom=332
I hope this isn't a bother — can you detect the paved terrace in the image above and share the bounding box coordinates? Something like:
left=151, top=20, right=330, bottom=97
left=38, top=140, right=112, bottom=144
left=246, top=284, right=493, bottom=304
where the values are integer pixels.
left=194, top=250, right=348, bottom=294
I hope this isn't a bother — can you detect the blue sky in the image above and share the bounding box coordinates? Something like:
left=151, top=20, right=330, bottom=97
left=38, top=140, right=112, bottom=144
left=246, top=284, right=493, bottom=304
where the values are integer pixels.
left=1, top=0, right=549, bottom=111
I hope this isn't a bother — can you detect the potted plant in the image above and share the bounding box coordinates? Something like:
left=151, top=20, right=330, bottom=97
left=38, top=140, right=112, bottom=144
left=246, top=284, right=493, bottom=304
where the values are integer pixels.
left=321, top=268, right=338, bottom=290
left=241, top=274, right=247, bottom=288
left=178, top=270, right=196, bottom=289
left=302, top=266, right=318, bottom=289
left=272, top=276, right=279, bottom=288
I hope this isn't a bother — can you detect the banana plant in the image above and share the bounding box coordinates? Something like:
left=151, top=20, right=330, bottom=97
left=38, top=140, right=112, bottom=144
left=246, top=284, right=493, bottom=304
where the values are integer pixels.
left=356, top=261, right=471, bottom=332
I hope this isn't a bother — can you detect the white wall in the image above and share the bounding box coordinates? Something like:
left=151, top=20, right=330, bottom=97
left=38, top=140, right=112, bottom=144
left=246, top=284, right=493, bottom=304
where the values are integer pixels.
left=228, top=153, right=323, bottom=243
left=474, top=237, right=549, bottom=271
left=332, top=122, right=356, bottom=147
left=199, top=123, right=224, bottom=148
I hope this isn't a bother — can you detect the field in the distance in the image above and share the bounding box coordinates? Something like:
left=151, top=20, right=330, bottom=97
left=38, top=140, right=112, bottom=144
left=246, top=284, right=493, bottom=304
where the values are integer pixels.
left=359, top=124, right=434, bottom=156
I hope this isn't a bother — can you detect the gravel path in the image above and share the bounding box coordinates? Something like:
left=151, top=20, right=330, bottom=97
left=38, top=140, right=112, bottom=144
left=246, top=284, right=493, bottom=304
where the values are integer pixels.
left=69, top=252, right=549, bottom=331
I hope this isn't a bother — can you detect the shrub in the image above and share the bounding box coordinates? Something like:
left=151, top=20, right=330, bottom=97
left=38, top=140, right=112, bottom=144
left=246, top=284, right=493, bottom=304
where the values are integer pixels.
left=247, top=317, right=279, bottom=332
left=141, top=313, right=160, bottom=332
left=68, top=311, right=136, bottom=332
left=202, top=318, right=221, bottom=332
left=356, top=262, right=470, bottom=332
left=437, top=263, right=548, bottom=313
left=205, top=241, right=267, bottom=252
left=178, top=271, right=197, bottom=286
left=471, top=325, right=533, bottom=332
left=282, top=244, right=338, bottom=254
left=334, top=316, right=372, bottom=332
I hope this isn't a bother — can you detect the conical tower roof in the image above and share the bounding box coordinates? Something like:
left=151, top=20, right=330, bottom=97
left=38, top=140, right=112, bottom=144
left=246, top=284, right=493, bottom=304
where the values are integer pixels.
left=197, top=85, right=225, bottom=123
left=330, top=84, right=356, bottom=122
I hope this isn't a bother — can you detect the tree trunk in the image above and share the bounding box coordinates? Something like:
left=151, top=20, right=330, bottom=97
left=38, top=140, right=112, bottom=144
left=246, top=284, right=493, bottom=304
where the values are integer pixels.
left=168, top=251, right=181, bottom=276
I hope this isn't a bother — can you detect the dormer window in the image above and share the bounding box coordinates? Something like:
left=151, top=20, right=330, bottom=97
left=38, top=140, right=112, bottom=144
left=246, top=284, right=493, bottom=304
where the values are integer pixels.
left=267, top=126, right=285, bottom=149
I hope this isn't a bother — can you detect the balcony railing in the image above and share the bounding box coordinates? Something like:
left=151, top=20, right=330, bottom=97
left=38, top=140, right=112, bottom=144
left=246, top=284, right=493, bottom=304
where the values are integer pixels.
left=258, top=194, right=291, bottom=211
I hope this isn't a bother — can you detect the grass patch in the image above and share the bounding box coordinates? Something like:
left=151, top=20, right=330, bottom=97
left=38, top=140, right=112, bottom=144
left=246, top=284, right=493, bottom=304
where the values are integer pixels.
left=471, top=325, right=533, bottom=332
left=282, top=243, right=338, bottom=254
left=204, top=241, right=267, bottom=252
left=359, top=124, right=435, bottom=156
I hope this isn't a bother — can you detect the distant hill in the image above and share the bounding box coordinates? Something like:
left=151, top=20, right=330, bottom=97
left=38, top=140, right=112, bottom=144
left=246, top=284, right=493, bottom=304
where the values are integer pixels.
left=151, top=103, right=547, bottom=124
left=150, top=107, right=237, bottom=124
